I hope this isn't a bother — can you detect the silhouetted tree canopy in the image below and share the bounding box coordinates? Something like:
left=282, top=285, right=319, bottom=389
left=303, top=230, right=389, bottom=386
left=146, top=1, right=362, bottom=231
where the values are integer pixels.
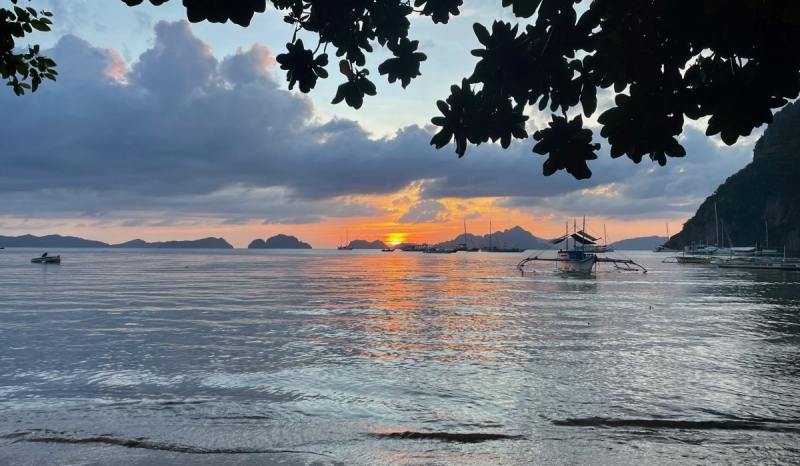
left=112, top=2, right=800, bottom=177
left=1, top=0, right=56, bottom=95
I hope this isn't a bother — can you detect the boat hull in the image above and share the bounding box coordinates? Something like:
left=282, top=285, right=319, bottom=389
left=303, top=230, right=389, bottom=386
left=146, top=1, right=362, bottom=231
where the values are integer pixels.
left=719, top=259, right=800, bottom=270
left=556, top=252, right=596, bottom=274
left=676, top=256, right=712, bottom=264
left=31, top=255, right=61, bottom=263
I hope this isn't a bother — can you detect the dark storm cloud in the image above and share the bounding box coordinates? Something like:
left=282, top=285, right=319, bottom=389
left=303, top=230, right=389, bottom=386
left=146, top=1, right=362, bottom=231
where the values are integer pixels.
left=0, top=20, right=754, bottom=222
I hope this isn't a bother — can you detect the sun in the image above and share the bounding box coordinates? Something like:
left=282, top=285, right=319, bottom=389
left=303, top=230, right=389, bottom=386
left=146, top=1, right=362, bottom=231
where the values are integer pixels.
left=385, top=232, right=407, bottom=246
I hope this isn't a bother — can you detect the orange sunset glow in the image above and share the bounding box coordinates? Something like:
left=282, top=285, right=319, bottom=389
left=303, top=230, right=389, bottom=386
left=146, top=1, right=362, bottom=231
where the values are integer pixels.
left=0, top=193, right=679, bottom=248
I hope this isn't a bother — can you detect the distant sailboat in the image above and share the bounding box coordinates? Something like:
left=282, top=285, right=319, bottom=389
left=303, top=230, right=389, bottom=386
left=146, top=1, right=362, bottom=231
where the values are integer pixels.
left=653, top=223, right=679, bottom=253
left=456, top=219, right=479, bottom=252
left=337, top=231, right=353, bottom=250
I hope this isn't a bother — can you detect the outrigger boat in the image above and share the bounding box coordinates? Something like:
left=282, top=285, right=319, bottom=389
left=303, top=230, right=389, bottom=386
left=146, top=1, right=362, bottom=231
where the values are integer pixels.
left=517, top=218, right=646, bottom=275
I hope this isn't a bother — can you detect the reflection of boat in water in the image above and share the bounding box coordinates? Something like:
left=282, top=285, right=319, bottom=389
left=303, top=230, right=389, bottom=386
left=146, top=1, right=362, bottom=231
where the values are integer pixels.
left=517, top=218, right=646, bottom=275
left=31, top=252, right=60, bottom=264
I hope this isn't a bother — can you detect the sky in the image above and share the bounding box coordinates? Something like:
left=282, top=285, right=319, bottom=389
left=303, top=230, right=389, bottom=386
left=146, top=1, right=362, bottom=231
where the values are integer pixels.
left=0, top=0, right=760, bottom=248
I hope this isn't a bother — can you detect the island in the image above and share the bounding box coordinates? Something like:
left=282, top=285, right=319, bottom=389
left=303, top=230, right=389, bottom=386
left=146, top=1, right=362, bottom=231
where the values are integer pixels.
left=0, top=234, right=234, bottom=249
left=349, top=239, right=390, bottom=249
left=248, top=234, right=312, bottom=249
left=157, top=237, right=233, bottom=249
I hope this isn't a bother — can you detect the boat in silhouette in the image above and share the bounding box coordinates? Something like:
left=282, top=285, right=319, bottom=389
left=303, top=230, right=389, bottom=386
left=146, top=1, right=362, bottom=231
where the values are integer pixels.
left=337, top=231, right=353, bottom=250
left=399, top=243, right=429, bottom=252
left=31, top=252, right=60, bottom=264
left=455, top=220, right=479, bottom=252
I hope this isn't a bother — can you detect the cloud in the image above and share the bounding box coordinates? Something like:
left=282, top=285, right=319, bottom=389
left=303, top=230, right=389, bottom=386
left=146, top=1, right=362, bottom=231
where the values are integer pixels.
left=0, top=19, right=757, bottom=228
left=496, top=128, right=755, bottom=220
left=397, top=199, right=450, bottom=223
left=128, top=21, right=219, bottom=101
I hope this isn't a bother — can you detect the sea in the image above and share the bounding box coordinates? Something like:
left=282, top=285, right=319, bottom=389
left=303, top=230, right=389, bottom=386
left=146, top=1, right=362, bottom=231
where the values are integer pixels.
left=1, top=248, right=799, bottom=465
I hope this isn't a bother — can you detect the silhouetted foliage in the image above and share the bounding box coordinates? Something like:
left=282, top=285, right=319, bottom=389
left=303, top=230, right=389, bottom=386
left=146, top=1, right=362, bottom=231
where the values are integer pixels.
left=1, top=0, right=57, bottom=95
left=119, top=1, right=799, bottom=179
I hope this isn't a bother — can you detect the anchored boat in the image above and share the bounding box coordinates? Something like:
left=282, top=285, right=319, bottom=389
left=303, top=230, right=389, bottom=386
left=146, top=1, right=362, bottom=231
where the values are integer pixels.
left=31, top=252, right=60, bottom=264
left=517, top=218, right=646, bottom=275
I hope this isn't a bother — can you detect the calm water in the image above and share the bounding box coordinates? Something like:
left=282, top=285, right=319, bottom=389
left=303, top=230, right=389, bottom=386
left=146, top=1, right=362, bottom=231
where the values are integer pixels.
left=1, top=248, right=799, bottom=465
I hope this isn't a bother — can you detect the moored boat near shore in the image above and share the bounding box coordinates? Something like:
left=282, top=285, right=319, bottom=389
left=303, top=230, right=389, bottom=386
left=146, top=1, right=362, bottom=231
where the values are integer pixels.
left=718, top=257, right=800, bottom=270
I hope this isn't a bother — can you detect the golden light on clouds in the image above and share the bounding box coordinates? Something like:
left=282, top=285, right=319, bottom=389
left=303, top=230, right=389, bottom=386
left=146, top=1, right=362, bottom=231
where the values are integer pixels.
left=581, top=183, right=620, bottom=197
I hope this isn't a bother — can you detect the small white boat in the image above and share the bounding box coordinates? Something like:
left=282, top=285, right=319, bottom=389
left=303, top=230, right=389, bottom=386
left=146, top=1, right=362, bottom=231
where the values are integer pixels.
left=31, top=253, right=60, bottom=264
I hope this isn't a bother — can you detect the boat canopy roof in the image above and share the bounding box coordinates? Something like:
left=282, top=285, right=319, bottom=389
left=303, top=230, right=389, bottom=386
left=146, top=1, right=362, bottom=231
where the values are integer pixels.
left=575, top=230, right=599, bottom=241
left=549, top=230, right=598, bottom=245
left=570, top=233, right=596, bottom=245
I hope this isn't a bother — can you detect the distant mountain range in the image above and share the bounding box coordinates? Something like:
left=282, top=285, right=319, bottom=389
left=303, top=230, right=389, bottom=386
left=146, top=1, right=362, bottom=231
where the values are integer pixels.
left=435, top=226, right=547, bottom=249
left=610, top=236, right=667, bottom=251
left=0, top=234, right=232, bottom=249
left=1, top=230, right=666, bottom=251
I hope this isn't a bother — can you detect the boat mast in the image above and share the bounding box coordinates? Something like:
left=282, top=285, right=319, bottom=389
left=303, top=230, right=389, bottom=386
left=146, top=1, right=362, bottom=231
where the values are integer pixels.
left=489, top=221, right=492, bottom=250
left=464, top=219, right=468, bottom=245
left=565, top=221, right=569, bottom=251
left=581, top=216, right=586, bottom=253
left=714, top=202, right=719, bottom=246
